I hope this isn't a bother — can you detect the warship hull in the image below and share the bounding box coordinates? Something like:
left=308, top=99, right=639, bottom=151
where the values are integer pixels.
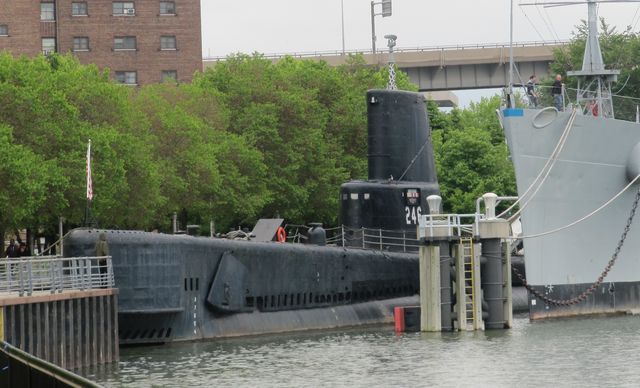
left=502, top=107, right=640, bottom=319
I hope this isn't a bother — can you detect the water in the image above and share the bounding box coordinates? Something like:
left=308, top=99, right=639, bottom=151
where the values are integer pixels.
left=87, top=315, right=640, bottom=387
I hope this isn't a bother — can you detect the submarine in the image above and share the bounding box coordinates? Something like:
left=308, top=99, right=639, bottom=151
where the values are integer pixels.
left=64, top=88, right=441, bottom=344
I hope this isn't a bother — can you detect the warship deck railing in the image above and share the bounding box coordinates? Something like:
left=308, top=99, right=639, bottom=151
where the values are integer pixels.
left=0, top=255, right=114, bottom=296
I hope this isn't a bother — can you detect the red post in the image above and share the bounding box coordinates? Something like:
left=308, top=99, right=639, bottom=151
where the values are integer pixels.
left=394, top=306, right=405, bottom=333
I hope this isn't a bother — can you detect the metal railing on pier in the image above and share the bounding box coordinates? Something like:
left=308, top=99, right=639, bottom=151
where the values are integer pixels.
left=417, top=213, right=481, bottom=240
left=0, top=255, right=114, bottom=296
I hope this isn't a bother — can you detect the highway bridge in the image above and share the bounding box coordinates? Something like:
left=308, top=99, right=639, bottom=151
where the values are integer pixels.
left=203, top=40, right=568, bottom=94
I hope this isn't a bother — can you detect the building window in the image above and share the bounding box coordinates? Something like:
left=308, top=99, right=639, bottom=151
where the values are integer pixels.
left=159, top=1, right=176, bottom=15
left=113, top=2, right=135, bottom=16
left=72, top=2, right=88, bottom=16
left=42, top=38, right=56, bottom=54
left=0, top=25, right=7, bottom=36
left=41, top=2, right=55, bottom=21
left=162, top=70, right=177, bottom=82
left=73, top=37, right=89, bottom=51
left=160, top=35, right=176, bottom=50
left=115, top=71, right=137, bottom=85
left=114, top=36, right=136, bottom=50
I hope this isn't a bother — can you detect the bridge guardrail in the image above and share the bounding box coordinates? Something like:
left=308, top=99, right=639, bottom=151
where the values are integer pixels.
left=203, top=40, right=570, bottom=62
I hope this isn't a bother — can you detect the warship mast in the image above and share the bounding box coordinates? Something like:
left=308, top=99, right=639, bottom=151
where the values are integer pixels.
left=566, top=0, right=619, bottom=118
left=520, top=0, right=640, bottom=118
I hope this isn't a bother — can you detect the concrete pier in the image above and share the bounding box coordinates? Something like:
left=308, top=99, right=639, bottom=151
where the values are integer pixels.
left=412, top=192, right=515, bottom=332
left=419, top=244, right=441, bottom=332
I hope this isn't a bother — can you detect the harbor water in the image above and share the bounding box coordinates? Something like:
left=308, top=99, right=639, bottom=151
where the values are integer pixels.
left=87, top=314, right=640, bottom=387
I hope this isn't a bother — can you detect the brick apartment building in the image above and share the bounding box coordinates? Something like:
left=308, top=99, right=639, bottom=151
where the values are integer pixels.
left=0, top=0, right=202, bottom=85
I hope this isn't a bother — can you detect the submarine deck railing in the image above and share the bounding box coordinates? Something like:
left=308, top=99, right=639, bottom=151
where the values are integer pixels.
left=0, top=255, right=114, bottom=296
left=322, top=216, right=480, bottom=253
left=323, top=227, right=421, bottom=252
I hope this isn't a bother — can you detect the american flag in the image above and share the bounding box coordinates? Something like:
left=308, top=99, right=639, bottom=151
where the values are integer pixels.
left=86, top=139, right=93, bottom=201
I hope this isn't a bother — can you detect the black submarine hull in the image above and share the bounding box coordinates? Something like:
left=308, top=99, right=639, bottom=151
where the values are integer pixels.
left=64, top=229, right=420, bottom=344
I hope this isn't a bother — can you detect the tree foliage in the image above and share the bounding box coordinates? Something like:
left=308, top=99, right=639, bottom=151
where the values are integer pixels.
left=430, top=96, right=516, bottom=213
left=0, top=51, right=516, bottom=235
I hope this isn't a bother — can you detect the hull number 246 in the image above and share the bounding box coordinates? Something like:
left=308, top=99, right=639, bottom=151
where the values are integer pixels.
left=405, top=206, right=422, bottom=225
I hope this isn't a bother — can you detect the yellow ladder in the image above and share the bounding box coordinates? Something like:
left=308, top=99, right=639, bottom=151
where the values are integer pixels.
left=460, top=237, right=477, bottom=329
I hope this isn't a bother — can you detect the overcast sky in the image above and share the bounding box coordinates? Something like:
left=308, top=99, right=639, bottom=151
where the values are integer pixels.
left=200, top=1, right=640, bottom=106
left=201, top=0, right=640, bottom=57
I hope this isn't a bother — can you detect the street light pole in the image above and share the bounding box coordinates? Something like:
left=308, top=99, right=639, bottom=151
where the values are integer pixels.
left=370, top=0, right=392, bottom=55
left=341, top=0, right=346, bottom=55
left=371, top=1, right=376, bottom=54
left=508, top=0, right=514, bottom=107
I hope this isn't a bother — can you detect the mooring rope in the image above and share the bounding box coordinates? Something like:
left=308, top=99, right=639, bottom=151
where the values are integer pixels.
left=499, top=108, right=577, bottom=219
left=517, top=174, right=640, bottom=239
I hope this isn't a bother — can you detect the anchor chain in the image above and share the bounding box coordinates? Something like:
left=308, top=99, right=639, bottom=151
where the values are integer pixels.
left=512, top=183, right=640, bottom=306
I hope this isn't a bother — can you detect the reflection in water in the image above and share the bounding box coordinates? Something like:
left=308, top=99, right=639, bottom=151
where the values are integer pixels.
left=87, top=315, right=640, bottom=387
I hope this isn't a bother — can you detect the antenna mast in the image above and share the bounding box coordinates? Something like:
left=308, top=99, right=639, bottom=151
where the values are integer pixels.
left=520, top=0, right=640, bottom=117
left=385, top=34, right=397, bottom=90
left=566, top=0, right=619, bottom=118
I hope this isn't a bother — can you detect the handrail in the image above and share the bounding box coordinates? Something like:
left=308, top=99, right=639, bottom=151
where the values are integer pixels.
left=0, top=340, right=101, bottom=388
left=418, top=213, right=481, bottom=240
left=38, top=230, right=72, bottom=256
left=203, top=40, right=570, bottom=62
left=0, top=255, right=114, bottom=296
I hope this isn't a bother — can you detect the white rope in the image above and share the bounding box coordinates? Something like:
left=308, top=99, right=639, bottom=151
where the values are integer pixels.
left=498, top=108, right=577, bottom=219
left=612, top=93, right=640, bottom=102
left=509, top=109, right=578, bottom=222
left=508, top=109, right=577, bottom=222
left=519, top=174, right=640, bottom=239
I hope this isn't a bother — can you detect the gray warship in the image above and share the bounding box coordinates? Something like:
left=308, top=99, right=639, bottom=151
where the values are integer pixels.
left=501, top=0, right=640, bottom=319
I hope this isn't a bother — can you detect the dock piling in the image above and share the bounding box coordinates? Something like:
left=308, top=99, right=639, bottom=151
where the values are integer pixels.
left=0, top=255, right=119, bottom=370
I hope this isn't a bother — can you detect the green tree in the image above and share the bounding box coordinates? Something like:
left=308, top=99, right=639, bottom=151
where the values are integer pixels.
left=0, top=124, right=49, bottom=237
left=0, top=53, right=164, bottom=230
left=431, top=96, right=516, bottom=213
left=194, top=54, right=401, bottom=226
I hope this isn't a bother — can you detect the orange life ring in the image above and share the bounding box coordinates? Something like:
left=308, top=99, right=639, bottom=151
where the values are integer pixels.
left=276, top=227, right=287, bottom=243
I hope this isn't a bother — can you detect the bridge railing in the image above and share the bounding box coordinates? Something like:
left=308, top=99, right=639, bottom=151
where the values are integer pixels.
left=0, top=255, right=114, bottom=296
left=203, top=40, right=570, bottom=62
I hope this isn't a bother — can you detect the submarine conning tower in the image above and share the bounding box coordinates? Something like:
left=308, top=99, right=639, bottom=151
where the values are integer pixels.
left=340, top=89, right=440, bottom=246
